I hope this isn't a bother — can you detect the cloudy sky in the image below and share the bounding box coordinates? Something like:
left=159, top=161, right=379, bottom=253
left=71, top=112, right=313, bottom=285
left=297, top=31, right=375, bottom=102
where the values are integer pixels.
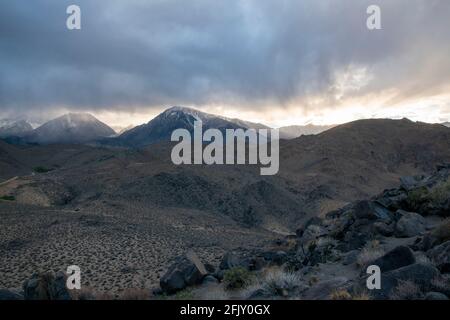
left=1, top=0, right=450, bottom=128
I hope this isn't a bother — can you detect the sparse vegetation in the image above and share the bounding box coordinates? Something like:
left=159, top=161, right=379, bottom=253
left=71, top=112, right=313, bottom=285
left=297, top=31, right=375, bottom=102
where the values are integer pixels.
left=260, top=269, right=301, bottom=296
left=329, top=288, right=370, bottom=300
left=431, top=219, right=450, bottom=242
left=330, top=289, right=352, bottom=300
left=390, top=280, right=424, bottom=300
left=430, top=276, right=450, bottom=293
left=223, top=267, right=255, bottom=290
left=356, top=240, right=384, bottom=267
left=173, top=288, right=195, bottom=300
left=33, top=166, right=54, bottom=173
left=406, top=187, right=430, bottom=211
left=429, top=179, right=450, bottom=204
left=242, top=268, right=302, bottom=298
left=0, top=195, right=15, bottom=201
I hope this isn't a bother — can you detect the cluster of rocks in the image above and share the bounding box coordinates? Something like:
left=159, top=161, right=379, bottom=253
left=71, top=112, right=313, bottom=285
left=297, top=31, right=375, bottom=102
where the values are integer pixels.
left=158, top=164, right=450, bottom=299
left=1, top=165, right=449, bottom=300
left=158, top=249, right=288, bottom=295
left=0, top=271, right=72, bottom=300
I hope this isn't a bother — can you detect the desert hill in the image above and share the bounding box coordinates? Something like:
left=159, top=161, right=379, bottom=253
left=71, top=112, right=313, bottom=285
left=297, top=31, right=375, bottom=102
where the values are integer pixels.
left=1, top=117, right=450, bottom=293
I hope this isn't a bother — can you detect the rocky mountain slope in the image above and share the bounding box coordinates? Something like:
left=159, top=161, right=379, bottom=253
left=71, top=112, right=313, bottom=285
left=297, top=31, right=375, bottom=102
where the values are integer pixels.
left=154, top=164, right=450, bottom=300
left=0, top=120, right=33, bottom=138
left=24, top=113, right=115, bottom=144
left=0, top=117, right=449, bottom=298
left=105, top=106, right=270, bottom=148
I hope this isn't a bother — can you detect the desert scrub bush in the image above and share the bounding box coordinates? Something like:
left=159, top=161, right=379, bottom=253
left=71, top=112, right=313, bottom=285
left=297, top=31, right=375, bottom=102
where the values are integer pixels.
left=242, top=268, right=302, bottom=298
left=330, top=288, right=370, bottom=300
left=173, top=288, right=195, bottom=300
left=33, top=166, right=54, bottom=173
left=259, top=269, right=302, bottom=297
left=223, top=267, right=255, bottom=290
left=431, top=219, right=450, bottom=243
left=429, top=179, right=450, bottom=204
left=352, top=290, right=371, bottom=300
left=329, top=289, right=352, bottom=300
left=407, top=187, right=430, bottom=210
left=356, top=240, right=384, bottom=267
left=390, top=280, right=424, bottom=300
left=430, top=276, right=450, bottom=294
left=0, top=195, right=15, bottom=201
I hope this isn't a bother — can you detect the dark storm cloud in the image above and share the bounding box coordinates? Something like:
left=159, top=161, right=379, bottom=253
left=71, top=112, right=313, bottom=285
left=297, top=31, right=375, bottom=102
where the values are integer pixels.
left=1, top=0, right=449, bottom=115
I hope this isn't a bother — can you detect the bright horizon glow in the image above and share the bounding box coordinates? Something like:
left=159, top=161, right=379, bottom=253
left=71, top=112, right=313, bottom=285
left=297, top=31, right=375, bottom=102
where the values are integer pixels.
left=85, top=90, right=450, bottom=130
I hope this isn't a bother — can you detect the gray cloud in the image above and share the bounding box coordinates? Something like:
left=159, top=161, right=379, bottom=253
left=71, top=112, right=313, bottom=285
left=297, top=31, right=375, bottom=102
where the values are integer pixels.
left=1, top=0, right=449, bottom=118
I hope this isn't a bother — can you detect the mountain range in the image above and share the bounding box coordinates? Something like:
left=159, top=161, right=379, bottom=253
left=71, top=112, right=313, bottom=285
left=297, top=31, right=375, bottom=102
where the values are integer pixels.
left=2, top=107, right=449, bottom=147
left=278, top=124, right=336, bottom=139
left=1, top=112, right=450, bottom=294
left=0, top=120, right=33, bottom=138
left=0, top=107, right=335, bottom=146
left=104, top=106, right=270, bottom=148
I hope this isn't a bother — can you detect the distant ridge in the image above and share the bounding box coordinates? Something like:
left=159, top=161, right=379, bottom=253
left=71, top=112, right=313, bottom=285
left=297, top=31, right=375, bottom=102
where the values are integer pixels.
left=279, top=124, right=335, bottom=139
left=25, top=113, right=115, bottom=144
left=105, top=106, right=270, bottom=148
left=0, top=120, right=33, bottom=138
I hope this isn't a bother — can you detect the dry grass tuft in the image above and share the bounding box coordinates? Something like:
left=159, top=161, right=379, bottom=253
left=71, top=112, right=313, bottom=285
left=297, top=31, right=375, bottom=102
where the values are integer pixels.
left=390, top=280, right=424, bottom=300
left=357, top=240, right=385, bottom=267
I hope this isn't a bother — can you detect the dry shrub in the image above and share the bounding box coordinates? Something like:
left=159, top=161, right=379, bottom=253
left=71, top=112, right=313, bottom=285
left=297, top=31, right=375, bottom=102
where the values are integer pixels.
left=330, top=289, right=352, bottom=300
left=329, top=288, right=370, bottom=300
left=357, top=240, right=385, bottom=267
left=390, top=280, right=424, bottom=300
left=243, top=268, right=302, bottom=298
left=431, top=219, right=450, bottom=243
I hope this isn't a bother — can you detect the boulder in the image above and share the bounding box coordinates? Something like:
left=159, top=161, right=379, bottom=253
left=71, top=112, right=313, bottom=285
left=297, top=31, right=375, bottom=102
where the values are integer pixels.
left=0, top=289, right=23, bottom=300
left=160, top=251, right=208, bottom=294
left=373, top=221, right=394, bottom=237
left=202, top=275, right=219, bottom=286
left=395, top=210, right=426, bottom=237
left=375, top=190, right=407, bottom=211
left=241, top=256, right=267, bottom=271
left=302, top=277, right=350, bottom=300
left=427, top=240, right=450, bottom=273
left=400, top=176, right=424, bottom=191
left=371, top=246, right=416, bottom=273
left=23, top=271, right=71, bottom=300
left=219, top=252, right=242, bottom=270
left=300, top=225, right=327, bottom=244
left=353, top=200, right=392, bottom=221
left=342, top=250, right=359, bottom=266
left=295, top=217, right=323, bottom=237
left=261, top=251, right=288, bottom=265
left=374, top=263, right=440, bottom=299
left=339, top=231, right=370, bottom=252
left=425, top=292, right=449, bottom=300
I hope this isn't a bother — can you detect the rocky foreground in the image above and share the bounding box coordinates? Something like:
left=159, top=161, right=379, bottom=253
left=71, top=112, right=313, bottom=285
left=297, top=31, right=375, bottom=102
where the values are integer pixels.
left=1, top=164, right=449, bottom=300
left=151, top=164, right=450, bottom=300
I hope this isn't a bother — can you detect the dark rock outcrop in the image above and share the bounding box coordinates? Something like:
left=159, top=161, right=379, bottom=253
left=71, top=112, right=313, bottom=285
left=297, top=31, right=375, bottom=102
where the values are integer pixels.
left=160, top=251, right=208, bottom=294
left=23, top=271, right=71, bottom=300
left=370, top=246, right=416, bottom=273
